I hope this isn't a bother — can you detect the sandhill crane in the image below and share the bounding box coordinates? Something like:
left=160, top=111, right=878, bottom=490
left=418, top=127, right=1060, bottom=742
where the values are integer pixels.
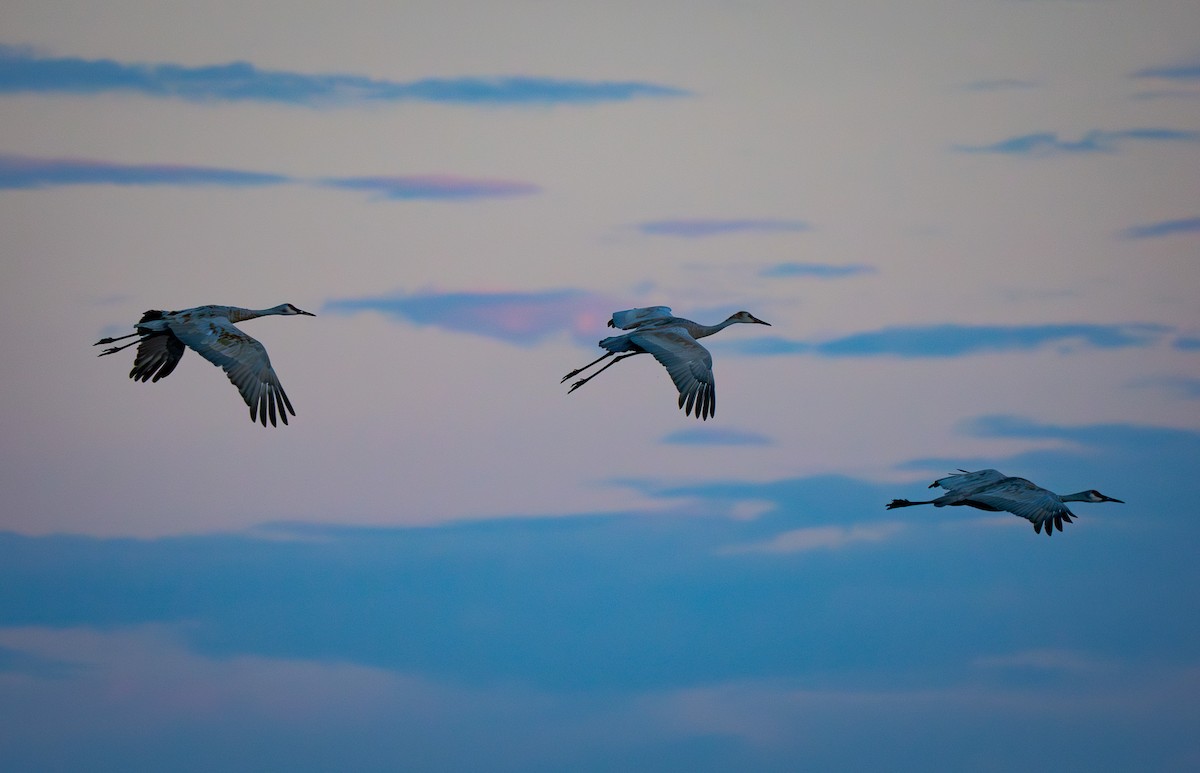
left=562, top=306, right=770, bottom=420
left=886, top=468, right=1123, bottom=536
left=94, top=304, right=314, bottom=426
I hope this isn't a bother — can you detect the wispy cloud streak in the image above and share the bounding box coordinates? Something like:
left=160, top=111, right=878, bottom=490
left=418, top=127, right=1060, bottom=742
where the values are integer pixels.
left=959, top=78, right=1040, bottom=91
left=0, top=46, right=689, bottom=106
left=972, top=649, right=1112, bottom=674
left=1173, top=336, right=1200, bottom=351
left=1127, top=375, right=1200, bottom=400
left=759, top=262, right=875, bottom=279
left=662, top=428, right=773, bottom=447
left=1130, top=59, right=1200, bottom=81
left=0, top=153, right=540, bottom=200
left=719, top=522, right=906, bottom=554
left=1118, top=216, right=1200, bottom=240
left=724, top=323, right=1171, bottom=358
left=0, top=152, right=288, bottom=189
left=954, top=129, right=1200, bottom=156
left=319, top=175, right=540, bottom=200
left=323, top=289, right=615, bottom=345
left=635, top=219, right=810, bottom=237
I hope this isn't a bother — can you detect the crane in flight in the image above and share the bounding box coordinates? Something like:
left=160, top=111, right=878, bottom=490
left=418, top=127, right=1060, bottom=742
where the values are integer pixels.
left=886, top=468, right=1123, bottom=536
left=94, top=303, right=314, bottom=427
left=562, top=306, right=770, bottom=420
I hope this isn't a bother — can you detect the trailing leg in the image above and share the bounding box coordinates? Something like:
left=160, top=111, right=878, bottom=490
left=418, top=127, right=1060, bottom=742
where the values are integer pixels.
left=94, top=331, right=140, bottom=346
left=96, top=337, right=144, bottom=357
left=567, top=352, right=640, bottom=394
left=885, top=498, right=935, bottom=510
left=561, top=351, right=614, bottom=383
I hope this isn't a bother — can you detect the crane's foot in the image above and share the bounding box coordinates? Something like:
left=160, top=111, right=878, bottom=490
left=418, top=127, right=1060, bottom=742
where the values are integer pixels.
left=560, top=369, right=582, bottom=384
left=567, top=379, right=589, bottom=394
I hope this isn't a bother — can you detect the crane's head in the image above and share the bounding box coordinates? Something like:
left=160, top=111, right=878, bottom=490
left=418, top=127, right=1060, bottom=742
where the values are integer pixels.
left=728, top=311, right=771, bottom=326
left=277, top=303, right=316, bottom=316
left=1085, top=490, right=1124, bottom=504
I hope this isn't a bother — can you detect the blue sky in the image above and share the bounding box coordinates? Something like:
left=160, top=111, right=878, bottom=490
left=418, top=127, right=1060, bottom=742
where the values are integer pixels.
left=1, top=1, right=1198, bottom=771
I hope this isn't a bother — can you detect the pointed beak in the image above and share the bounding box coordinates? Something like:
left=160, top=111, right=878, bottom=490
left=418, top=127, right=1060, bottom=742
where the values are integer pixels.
left=752, top=316, right=771, bottom=326
left=298, top=310, right=316, bottom=316
left=1104, top=496, right=1124, bottom=504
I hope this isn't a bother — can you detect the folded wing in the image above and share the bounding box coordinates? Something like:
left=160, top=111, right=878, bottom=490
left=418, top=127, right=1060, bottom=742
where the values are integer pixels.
left=610, top=306, right=674, bottom=330
left=932, top=468, right=1007, bottom=494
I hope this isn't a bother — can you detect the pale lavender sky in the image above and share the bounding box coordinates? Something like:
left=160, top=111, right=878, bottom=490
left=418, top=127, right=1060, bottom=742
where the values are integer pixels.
left=1, top=1, right=1198, bottom=770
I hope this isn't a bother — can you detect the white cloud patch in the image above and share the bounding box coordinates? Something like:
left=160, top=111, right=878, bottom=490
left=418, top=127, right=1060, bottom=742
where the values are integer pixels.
left=718, top=521, right=906, bottom=554
left=973, top=648, right=1115, bottom=674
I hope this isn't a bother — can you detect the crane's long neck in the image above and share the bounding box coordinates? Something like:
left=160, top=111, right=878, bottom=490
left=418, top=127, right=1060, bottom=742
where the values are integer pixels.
left=691, top=318, right=739, bottom=339
left=1059, top=491, right=1094, bottom=502
left=227, top=306, right=284, bottom=323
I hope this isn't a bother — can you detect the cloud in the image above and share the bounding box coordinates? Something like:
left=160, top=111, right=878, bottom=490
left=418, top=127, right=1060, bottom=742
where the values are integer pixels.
left=662, top=428, right=774, bottom=447
left=0, top=153, right=540, bottom=200
left=6, top=626, right=1197, bottom=773
left=961, top=414, right=1193, bottom=448
left=1129, top=58, right=1200, bottom=81
left=323, top=289, right=615, bottom=345
left=759, top=262, right=875, bottom=279
left=953, top=129, right=1200, bottom=156
left=1173, top=336, right=1200, bottom=351
left=318, top=175, right=540, bottom=200
left=0, top=642, right=80, bottom=679
left=722, top=323, right=1171, bottom=358
left=4, top=412, right=1200, bottom=704
left=0, top=46, right=689, bottom=106
left=1118, top=216, right=1200, bottom=239
left=0, top=153, right=289, bottom=189
left=972, top=648, right=1113, bottom=674
left=1129, top=89, right=1200, bottom=101
left=959, top=78, right=1040, bottom=91
left=635, top=218, right=811, bottom=237
left=1127, top=375, right=1200, bottom=400
left=719, top=522, right=906, bottom=554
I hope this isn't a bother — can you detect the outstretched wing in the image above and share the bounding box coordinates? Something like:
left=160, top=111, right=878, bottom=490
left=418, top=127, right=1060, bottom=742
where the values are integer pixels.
left=609, top=306, right=673, bottom=330
left=966, top=478, right=1076, bottom=536
left=630, top=326, right=715, bottom=420
left=169, top=318, right=295, bottom=427
left=931, top=469, right=1007, bottom=494
left=129, top=331, right=186, bottom=383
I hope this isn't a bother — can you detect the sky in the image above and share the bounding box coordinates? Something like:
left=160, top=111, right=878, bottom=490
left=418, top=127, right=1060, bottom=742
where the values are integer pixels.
left=1, top=0, right=1198, bottom=770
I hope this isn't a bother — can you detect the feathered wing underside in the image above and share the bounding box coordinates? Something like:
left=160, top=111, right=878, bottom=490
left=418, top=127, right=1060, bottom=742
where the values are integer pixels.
left=964, top=478, right=1076, bottom=536
left=630, top=327, right=715, bottom=420
left=169, top=318, right=295, bottom=427
left=610, top=306, right=674, bottom=330
left=129, top=331, right=186, bottom=383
